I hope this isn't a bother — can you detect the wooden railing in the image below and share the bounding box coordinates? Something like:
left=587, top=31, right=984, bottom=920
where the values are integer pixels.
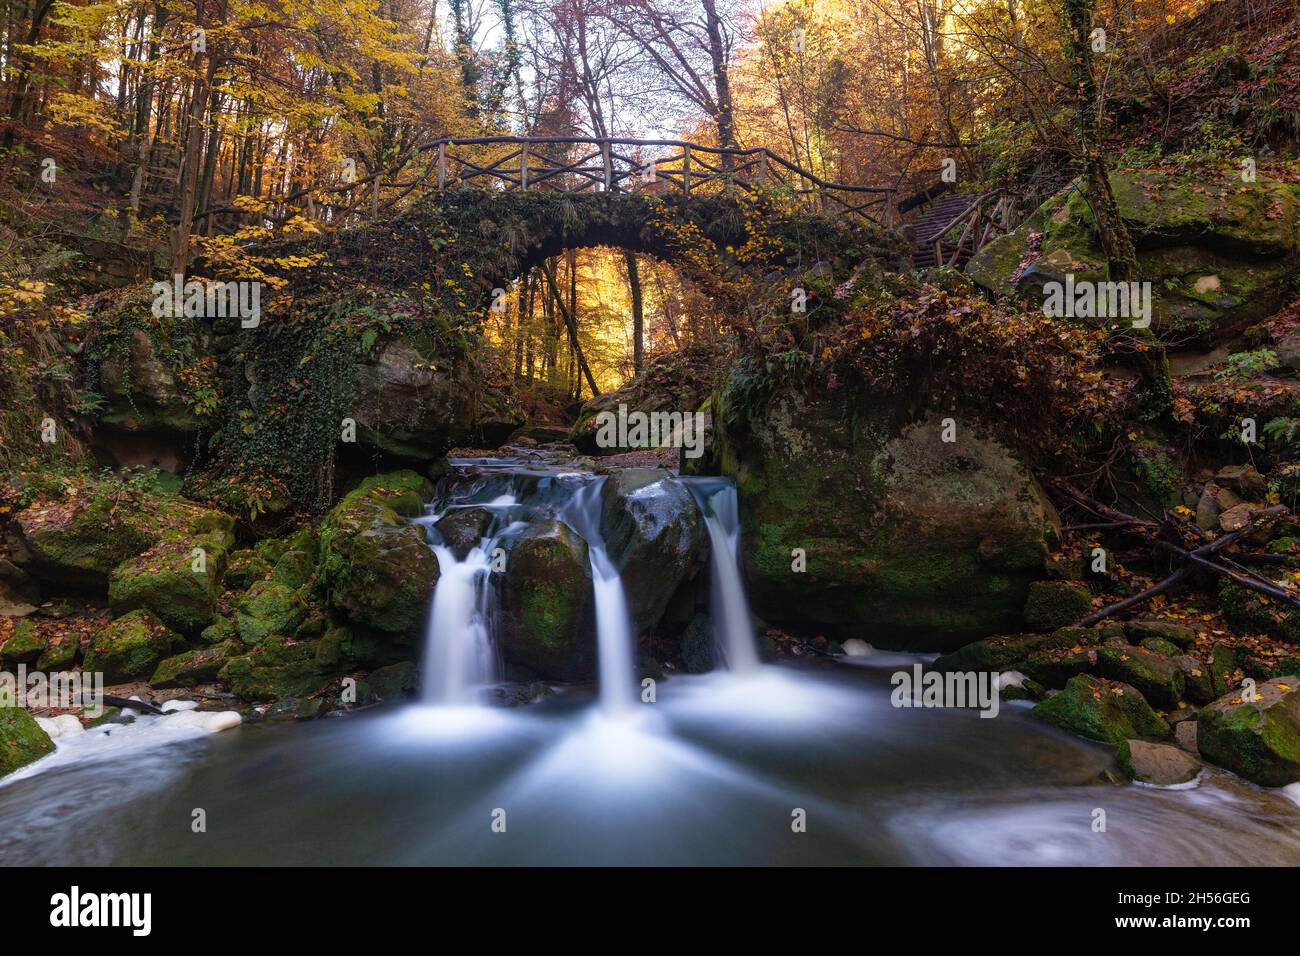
left=193, top=135, right=899, bottom=229
left=928, top=192, right=1017, bottom=268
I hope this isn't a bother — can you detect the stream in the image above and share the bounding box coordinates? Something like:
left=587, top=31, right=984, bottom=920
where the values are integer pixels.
left=4, top=453, right=1300, bottom=866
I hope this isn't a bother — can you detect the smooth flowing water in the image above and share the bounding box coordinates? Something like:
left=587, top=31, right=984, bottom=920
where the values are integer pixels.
left=562, top=478, right=638, bottom=716
left=683, top=478, right=762, bottom=674
left=9, top=454, right=1300, bottom=865
left=6, top=659, right=1300, bottom=865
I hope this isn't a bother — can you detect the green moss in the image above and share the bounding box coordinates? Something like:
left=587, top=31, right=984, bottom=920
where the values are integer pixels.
left=82, top=609, right=181, bottom=684
left=218, top=636, right=333, bottom=700
left=1197, top=677, right=1300, bottom=786
left=1032, top=675, right=1170, bottom=771
left=0, top=619, right=44, bottom=665
left=0, top=709, right=56, bottom=777
left=1023, top=581, right=1093, bottom=630
left=235, top=581, right=307, bottom=645
left=109, top=531, right=228, bottom=634
left=150, top=643, right=237, bottom=688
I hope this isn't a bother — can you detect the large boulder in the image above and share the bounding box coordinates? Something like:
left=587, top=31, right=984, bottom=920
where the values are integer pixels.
left=96, top=327, right=202, bottom=434
left=82, top=609, right=181, bottom=684
left=350, top=337, right=521, bottom=460
left=0, top=619, right=43, bottom=665
left=234, top=580, right=308, bottom=645
left=317, top=471, right=438, bottom=634
left=1198, top=676, right=1300, bottom=786
left=0, top=709, right=55, bottom=778
left=7, top=485, right=233, bottom=590
left=149, top=642, right=238, bottom=688
left=109, top=530, right=232, bottom=634
left=498, top=519, right=595, bottom=680
left=600, top=471, right=704, bottom=637
left=715, top=393, right=1058, bottom=648
left=1032, top=675, right=1170, bottom=774
left=968, top=167, right=1300, bottom=343
left=218, top=635, right=334, bottom=700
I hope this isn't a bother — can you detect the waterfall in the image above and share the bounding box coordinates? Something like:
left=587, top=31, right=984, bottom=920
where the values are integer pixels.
left=564, top=478, right=638, bottom=716
left=684, top=479, right=762, bottom=674
left=420, top=544, right=495, bottom=705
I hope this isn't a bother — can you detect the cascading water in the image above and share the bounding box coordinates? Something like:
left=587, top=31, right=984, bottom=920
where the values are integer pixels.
left=683, top=478, right=762, bottom=674
left=418, top=493, right=519, bottom=705
left=563, top=478, right=638, bottom=716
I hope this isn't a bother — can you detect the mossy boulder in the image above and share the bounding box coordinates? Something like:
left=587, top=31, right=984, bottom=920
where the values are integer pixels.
left=1023, top=581, right=1092, bottom=630
left=218, top=636, right=333, bottom=700
left=356, top=660, right=418, bottom=704
left=1197, top=676, right=1300, bottom=786
left=968, top=167, right=1300, bottom=343
left=933, top=625, right=1114, bottom=674
left=714, top=392, right=1059, bottom=649
left=1093, top=644, right=1185, bottom=709
left=1124, top=620, right=1197, bottom=648
left=9, top=486, right=234, bottom=590
left=601, top=470, right=704, bottom=637
left=1032, top=675, right=1171, bottom=773
left=109, top=531, right=230, bottom=634
left=0, top=708, right=55, bottom=777
left=149, top=642, right=238, bottom=689
left=82, top=609, right=181, bottom=684
left=0, top=619, right=44, bottom=665
left=223, top=549, right=273, bottom=591
left=317, top=471, right=438, bottom=634
left=234, top=581, right=308, bottom=645
left=499, top=519, right=595, bottom=680
left=1178, top=654, right=1217, bottom=705
left=434, top=507, right=495, bottom=558
left=35, top=629, right=79, bottom=671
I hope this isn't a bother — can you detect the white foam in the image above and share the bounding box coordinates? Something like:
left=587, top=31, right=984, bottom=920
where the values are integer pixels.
left=160, top=699, right=199, bottom=713
left=35, top=714, right=85, bottom=739
left=842, top=639, right=874, bottom=657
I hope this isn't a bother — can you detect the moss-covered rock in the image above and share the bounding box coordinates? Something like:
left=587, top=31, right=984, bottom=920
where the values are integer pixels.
left=9, top=485, right=234, bottom=590
left=1197, top=676, right=1300, bottom=786
left=714, top=392, right=1058, bottom=649
left=968, top=167, right=1300, bottom=343
left=149, top=642, right=237, bottom=688
left=433, top=507, right=495, bottom=558
left=234, top=581, right=308, bottom=645
left=1023, top=580, right=1092, bottom=630
left=35, top=628, right=79, bottom=671
left=1093, top=644, right=1185, bottom=709
left=317, top=471, right=438, bottom=634
left=601, top=470, right=704, bottom=637
left=0, top=619, right=44, bottom=665
left=933, top=624, right=1118, bottom=674
left=82, top=609, right=180, bottom=683
left=0, top=708, right=56, bottom=777
left=1124, top=619, right=1197, bottom=648
left=1178, top=654, right=1217, bottom=705
left=109, top=531, right=230, bottom=634
left=1032, top=675, right=1171, bottom=773
left=218, top=635, right=333, bottom=700
left=356, top=660, right=418, bottom=704
left=223, top=549, right=273, bottom=591
left=499, top=519, right=595, bottom=680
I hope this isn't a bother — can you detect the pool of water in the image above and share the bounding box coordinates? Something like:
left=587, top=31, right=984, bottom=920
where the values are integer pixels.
left=4, top=658, right=1299, bottom=866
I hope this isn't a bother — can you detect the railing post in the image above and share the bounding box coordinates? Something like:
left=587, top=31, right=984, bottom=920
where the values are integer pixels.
left=437, top=142, right=446, bottom=189
left=602, top=140, right=612, bottom=192
left=520, top=142, right=529, bottom=190
left=682, top=145, right=691, bottom=201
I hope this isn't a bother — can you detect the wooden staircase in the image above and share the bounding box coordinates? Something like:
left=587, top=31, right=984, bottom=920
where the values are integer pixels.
left=900, top=187, right=1018, bottom=270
